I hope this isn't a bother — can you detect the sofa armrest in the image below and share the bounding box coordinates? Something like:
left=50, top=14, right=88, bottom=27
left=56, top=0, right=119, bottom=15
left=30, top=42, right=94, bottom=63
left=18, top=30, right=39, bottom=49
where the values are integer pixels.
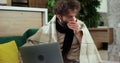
left=0, top=36, right=23, bottom=47
left=0, top=28, right=39, bottom=47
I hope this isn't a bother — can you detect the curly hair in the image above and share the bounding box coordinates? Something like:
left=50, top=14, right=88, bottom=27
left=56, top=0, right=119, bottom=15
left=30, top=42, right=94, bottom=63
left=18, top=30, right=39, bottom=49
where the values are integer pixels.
left=53, top=0, right=80, bottom=15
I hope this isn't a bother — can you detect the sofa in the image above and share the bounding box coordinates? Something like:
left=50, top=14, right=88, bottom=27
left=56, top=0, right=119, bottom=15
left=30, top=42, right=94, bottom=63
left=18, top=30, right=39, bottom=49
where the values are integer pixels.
left=0, top=28, right=39, bottom=63
left=0, top=28, right=39, bottom=47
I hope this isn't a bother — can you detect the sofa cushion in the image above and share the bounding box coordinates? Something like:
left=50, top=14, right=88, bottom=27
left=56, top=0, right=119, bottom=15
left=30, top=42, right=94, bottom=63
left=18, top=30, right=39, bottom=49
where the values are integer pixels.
left=0, top=40, right=20, bottom=63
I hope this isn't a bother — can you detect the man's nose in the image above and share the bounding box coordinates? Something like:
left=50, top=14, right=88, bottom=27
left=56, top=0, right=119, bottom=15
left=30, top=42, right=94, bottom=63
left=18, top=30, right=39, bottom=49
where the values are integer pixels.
left=70, top=17, right=76, bottom=21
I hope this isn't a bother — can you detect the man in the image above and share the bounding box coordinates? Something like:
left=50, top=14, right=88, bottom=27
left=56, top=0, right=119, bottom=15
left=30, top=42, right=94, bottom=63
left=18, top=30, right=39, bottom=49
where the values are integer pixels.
left=24, top=0, right=102, bottom=63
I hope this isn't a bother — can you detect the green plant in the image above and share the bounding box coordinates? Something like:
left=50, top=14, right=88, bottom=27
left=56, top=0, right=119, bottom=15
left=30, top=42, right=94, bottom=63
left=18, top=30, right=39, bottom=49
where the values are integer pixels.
left=46, top=0, right=55, bottom=21
left=46, top=0, right=101, bottom=28
left=77, top=0, right=101, bottom=28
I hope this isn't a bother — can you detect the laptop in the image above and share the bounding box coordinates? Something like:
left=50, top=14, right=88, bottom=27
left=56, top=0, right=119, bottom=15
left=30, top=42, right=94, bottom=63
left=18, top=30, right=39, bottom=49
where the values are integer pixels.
left=19, top=42, right=64, bottom=63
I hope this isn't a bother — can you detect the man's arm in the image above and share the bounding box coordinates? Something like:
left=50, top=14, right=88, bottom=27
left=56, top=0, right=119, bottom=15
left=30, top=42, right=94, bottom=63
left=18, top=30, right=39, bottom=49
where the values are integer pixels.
left=74, top=30, right=83, bottom=42
left=67, top=20, right=83, bottom=42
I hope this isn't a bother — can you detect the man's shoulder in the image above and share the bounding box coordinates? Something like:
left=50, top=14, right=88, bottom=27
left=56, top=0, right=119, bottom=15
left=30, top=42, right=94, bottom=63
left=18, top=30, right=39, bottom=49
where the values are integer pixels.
left=40, top=20, right=55, bottom=29
left=78, top=20, right=84, bottom=24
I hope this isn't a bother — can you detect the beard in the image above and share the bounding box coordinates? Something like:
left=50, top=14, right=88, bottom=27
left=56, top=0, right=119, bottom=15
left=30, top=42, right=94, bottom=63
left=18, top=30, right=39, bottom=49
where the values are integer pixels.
left=59, top=19, right=68, bottom=28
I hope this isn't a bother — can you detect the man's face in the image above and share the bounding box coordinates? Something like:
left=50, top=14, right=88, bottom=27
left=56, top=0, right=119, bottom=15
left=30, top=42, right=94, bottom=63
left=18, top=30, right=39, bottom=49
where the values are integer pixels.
left=61, top=9, right=77, bottom=23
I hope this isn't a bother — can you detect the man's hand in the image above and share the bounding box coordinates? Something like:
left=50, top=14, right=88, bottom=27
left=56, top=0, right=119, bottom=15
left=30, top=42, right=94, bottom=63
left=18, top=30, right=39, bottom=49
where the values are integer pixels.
left=67, top=19, right=83, bottom=41
left=67, top=19, right=81, bottom=34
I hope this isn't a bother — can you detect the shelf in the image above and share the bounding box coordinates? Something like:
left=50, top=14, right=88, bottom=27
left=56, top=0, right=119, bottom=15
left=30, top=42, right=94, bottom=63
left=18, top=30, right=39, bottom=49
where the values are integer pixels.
left=89, top=28, right=113, bottom=49
left=12, top=2, right=28, bottom=7
left=12, top=0, right=29, bottom=7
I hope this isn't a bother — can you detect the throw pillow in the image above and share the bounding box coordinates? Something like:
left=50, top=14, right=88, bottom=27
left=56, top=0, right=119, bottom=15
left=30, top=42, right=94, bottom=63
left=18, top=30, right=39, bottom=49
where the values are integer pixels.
left=0, top=40, right=20, bottom=63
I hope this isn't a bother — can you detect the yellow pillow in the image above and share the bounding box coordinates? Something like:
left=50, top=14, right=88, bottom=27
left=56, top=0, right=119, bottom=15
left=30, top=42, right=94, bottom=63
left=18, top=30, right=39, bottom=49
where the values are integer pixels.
left=0, top=40, right=20, bottom=63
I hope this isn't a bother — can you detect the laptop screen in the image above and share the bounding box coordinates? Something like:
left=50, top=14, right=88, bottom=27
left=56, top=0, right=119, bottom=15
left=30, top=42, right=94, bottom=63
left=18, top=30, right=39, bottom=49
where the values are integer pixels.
left=19, top=42, right=63, bottom=63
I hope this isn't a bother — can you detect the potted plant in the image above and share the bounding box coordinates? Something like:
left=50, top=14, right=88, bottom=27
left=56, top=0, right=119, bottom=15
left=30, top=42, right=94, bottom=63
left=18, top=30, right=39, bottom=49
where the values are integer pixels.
left=46, top=0, right=55, bottom=21
left=77, top=0, right=101, bottom=28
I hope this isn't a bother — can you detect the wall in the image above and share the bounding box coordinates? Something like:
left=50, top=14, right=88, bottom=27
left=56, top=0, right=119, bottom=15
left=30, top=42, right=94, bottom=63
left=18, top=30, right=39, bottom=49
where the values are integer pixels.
left=97, top=0, right=108, bottom=13
left=107, top=0, right=120, bottom=61
left=0, top=0, right=7, bottom=5
left=100, top=13, right=108, bottom=26
left=0, top=0, right=7, bottom=4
